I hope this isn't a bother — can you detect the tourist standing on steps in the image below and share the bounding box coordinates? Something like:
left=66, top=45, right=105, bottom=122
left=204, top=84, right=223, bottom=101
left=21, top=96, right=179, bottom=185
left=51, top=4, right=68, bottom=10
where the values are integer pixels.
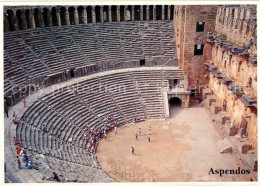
left=52, top=172, right=60, bottom=182
left=4, top=162, right=7, bottom=173
left=13, top=116, right=19, bottom=125
left=13, top=111, right=17, bottom=118
left=23, top=98, right=26, bottom=107
left=132, top=146, right=135, bottom=155
left=13, top=137, right=19, bottom=145
left=16, top=146, right=21, bottom=155
left=24, top=155, right=29, bottom=167
left=17, top=156, right=21, bottom=169
left=27, top=161, right=33, bottom=169
left=4, top=128, right=8, bottom=138
left=5, top=106, right=9, bottom=118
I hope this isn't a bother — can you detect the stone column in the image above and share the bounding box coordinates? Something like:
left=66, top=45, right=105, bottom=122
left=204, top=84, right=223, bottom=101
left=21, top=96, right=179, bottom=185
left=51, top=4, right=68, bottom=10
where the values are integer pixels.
left=65, top=7, right=70, bottom=25
left=124, top=5, right=127, bottom=21
left=153, top=5, right=156, bottom=21
left=56, top=8, right=61, bottom=26
left=82, top=7, right=87, bottom=24
left=21, top=10, right=27, bottom=30
left=162, top=5, right=165, bottom=20
left=140, top=5, right=143, bottom=21
left=38, top=8, right=45, bottom=28
left=146, top=6, right=149, bottom=21
left=100, top=6, right=104, bottom=22
left=92, top=6, right=96, bottom=23
left=30, top=9, right=36, bottom=29
left=47, top=8, right=53, bottom=27
left=131, top=6, right=134, bottom=21
left=4, top=13, right=10, bottom=32
left=108, top=6, right=112, bottom=22
left=117, top=5, right=120, bottom=22
left=167, top=5, right=171, bottom=20
left=74, top=8, right=79, bottom=25
left=13, top=12, right=19, bottom=31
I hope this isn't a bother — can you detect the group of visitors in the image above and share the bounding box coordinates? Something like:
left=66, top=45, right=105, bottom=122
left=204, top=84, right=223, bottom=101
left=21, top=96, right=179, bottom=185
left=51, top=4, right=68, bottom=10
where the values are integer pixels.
left=133, top=115, right=141, bottom=123
left=132, top=126, right=152, bottom=155
left=83, top=115, right=121, bottom=155
left=13, top=137, right=34, bottom=170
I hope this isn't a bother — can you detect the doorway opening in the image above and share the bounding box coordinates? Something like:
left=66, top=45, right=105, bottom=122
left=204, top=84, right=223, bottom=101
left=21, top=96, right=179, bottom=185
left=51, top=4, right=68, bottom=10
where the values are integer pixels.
left=168, top=97, right=182, bottom=118
left=223, top=99, right=227, bottom=111
left=169, top=97, right=182, bottom=107
left=70, top=69, right=75, bottom=78
left=140, top=59, right=145, bottom=66
left=240, top=117, right=249, bottom=137
left=190, top=90, right=196, bottom=98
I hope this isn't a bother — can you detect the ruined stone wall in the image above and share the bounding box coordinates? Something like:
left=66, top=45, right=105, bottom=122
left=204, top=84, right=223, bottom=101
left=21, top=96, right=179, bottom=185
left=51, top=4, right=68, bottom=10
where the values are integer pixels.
left=174, top=6, right=185, bottom=69
left=205, top=5, right=257, bottom=149
left=208, top=74, right=257, bottom=149
left=211, top=45, right=257, bottom=99
left=174, top=5, right=217, bottom=97
left=215, top=5, right=257, bottom=47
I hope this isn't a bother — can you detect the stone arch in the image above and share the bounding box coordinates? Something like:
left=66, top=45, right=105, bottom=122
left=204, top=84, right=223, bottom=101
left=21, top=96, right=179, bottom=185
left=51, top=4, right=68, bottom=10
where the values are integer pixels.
left=43, top=7, right=51, bottom=27
left=164, top=5, right=168, bottom=20
left=127, top=6, right=132, bottom=21
left=95, top=6, right=101, bottom=23
left=120, top=6, right=125, bottom=21
left=111, top=5, right=117, bottom=22
left=143, top=5, right=147, bottom=20
left=68, top=6, right=75, bottom=25
left=170, top=5, right=174, bottom=20
left=34, top=8, right=41, bottom=27
left=6, top=9, right=16, bottom=31
left=231, top=8, right=235, bottom=18
left=78, top=6, right=85, bottom=24
left=134, top=5, right=140, bottom=21
left=86, top=6, right=92, bottom=23
left=169, top=97, right=182, bottom=107
left=149, top=5, right=153, bottom=20
left=60, top=7, right=67, bottom=25
left=16, top=9, right=24, bottom=30
left=4, top=12, right=10, bottom=32
left=156, top=5, right=162, bottom=20
left=103, top=6, right=109, bottom=22
left=51, top=7, right=58, bottom=26
left=25, top=9, right=32, bottom=28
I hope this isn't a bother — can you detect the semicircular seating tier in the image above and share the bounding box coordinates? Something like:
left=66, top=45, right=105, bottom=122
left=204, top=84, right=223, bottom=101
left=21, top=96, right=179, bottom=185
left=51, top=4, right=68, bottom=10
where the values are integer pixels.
left=4, top=21, right=178, bottom=105
left=16, top=69, right=183, bottom=182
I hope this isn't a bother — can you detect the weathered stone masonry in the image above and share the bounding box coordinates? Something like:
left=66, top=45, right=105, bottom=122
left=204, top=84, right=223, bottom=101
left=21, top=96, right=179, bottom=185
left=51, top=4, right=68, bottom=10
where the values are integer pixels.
left=174, top=4, right=257, bottom=152
left=174, top=6, right=217, bottom=98
left=203, top=5, right=257, bottom=150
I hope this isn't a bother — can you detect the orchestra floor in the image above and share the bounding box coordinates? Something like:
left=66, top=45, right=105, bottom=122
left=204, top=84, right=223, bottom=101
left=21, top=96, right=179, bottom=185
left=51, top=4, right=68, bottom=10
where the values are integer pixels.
left=96, top=104, right=252, bottom=182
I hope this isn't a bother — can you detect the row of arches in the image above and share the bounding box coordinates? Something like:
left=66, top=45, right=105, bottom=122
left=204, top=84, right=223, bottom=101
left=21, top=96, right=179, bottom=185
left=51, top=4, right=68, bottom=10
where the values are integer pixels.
left=4, top=5, right=175, bottom=32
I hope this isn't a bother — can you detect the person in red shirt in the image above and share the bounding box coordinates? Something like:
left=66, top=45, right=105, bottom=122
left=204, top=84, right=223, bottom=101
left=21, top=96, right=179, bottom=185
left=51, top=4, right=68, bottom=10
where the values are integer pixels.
left=16, top=146, right=21, bottom=155
left=52, top=172, right=60, bottom=182
left=13, top=116, right=19, bottom=124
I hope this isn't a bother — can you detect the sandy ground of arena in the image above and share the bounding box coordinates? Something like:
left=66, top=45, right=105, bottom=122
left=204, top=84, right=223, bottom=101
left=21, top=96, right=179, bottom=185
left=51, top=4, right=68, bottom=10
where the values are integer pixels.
left=96, top=104, right=253, bottom=182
